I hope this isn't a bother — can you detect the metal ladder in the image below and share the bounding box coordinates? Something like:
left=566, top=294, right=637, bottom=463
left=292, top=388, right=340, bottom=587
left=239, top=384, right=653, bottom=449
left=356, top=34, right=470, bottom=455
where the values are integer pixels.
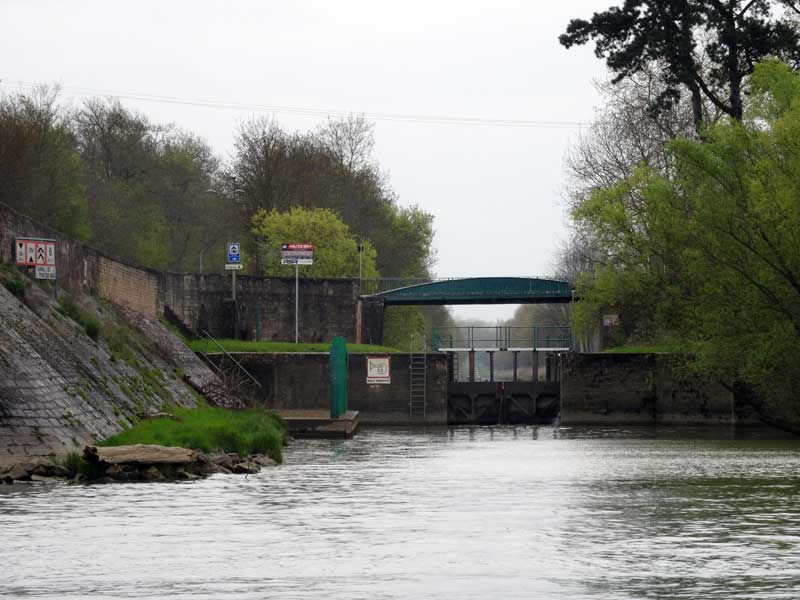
left=452, top=353, right=460, bottom=382
left=409, top=336, right=427, bottom=418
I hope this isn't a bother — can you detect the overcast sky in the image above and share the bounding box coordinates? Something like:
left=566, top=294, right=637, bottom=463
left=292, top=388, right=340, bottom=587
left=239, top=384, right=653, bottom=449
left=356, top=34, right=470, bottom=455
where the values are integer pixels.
left=1, top=0, right=608, bottom=321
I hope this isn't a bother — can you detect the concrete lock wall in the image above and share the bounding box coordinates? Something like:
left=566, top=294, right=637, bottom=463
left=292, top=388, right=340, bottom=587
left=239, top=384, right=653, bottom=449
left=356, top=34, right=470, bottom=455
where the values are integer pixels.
left=206, top=352, right=449, bottom=424
left=0, top=202, right=385, bottom=343
left=559, top=353, right=739, bottom=425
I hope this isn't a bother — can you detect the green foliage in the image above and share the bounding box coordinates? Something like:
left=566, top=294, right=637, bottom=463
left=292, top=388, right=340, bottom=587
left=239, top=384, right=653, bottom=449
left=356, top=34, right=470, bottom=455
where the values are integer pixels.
left=0, top=263, right=27, bottom=298
left=100, top=406, right=287, bottom=463
left=251, top=207, right=379, bottom=278
left=604, top=345, right=682, bottom=354
left=560, top=1, right=800, bottom=127
left=0, top=87, right=90, bottom=239
left=57, top=297, right=101, bottom=341
left=572, top=60, right=800, bottom=423
left=0, top=91, right=435, bottom=283
left=232, top=115, right=436, bottom=279
left=382, top=306, right=429, bottom=351
left=60, top=451, right=84, bottom=477
left=188, top=338, right=400, bottom=354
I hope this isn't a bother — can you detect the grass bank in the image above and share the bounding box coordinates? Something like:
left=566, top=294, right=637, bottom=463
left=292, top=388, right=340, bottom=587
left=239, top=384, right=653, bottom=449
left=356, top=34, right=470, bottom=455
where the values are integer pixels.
left=100, top=406, right=287, bottom=463
left=188, top=338, right=401, bottom=354
left=603, top=344, right=682, bottom=354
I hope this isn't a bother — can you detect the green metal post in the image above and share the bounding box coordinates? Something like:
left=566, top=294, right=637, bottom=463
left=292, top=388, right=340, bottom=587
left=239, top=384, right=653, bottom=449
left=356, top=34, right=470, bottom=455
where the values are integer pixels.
left=329, top=337, right=348, bottom=419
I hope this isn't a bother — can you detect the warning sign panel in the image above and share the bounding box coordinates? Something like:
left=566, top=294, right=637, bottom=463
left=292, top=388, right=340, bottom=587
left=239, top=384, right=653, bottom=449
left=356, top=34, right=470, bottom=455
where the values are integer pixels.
left=15, top=238, right=57, bottom=273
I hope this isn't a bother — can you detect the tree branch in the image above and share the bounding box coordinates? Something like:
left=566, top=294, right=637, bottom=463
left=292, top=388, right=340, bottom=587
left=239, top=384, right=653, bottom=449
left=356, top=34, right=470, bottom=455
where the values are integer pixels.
left=693, top=73, right=733, bottom=115
left=737, top=0, right=759, bottom=18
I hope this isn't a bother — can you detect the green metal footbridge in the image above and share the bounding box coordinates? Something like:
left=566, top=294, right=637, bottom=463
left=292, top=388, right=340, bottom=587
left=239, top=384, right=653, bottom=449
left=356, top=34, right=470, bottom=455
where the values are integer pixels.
left=362, top=276, right=574, bottom=305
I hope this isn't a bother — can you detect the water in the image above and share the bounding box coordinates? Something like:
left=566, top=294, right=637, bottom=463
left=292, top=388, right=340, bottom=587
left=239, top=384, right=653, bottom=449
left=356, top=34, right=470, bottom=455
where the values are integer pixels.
left=3, top=426, right=800, bottom=599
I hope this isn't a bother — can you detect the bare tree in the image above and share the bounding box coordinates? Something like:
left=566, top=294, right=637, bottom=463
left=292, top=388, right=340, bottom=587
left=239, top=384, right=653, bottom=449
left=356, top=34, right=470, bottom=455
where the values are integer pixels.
left=315, top=114, right=375, bottom=173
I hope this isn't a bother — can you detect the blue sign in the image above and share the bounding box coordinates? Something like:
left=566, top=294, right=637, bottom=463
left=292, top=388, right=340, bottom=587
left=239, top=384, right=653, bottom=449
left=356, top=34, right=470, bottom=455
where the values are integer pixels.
left=227, top=242, right=241, bottom=264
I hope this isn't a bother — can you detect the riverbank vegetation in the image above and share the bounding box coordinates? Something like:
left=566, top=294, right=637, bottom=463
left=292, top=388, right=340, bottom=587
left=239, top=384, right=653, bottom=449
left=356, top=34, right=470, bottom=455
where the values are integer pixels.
left=188, top=338, right=401, bottom=354
left=560, top=1, right=800, bottom=424
left=100, top=406, right=287, bottom=463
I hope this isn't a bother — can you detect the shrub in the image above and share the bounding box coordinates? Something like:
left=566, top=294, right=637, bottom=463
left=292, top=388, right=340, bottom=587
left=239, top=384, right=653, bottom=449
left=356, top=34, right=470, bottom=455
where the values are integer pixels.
left=0, top=263, right=27, bottom=298
left=60, top=451, right=83, bottom=476
left=57, top=297, right=102, bottom=341
left=83, top=316, right=101, bottom=341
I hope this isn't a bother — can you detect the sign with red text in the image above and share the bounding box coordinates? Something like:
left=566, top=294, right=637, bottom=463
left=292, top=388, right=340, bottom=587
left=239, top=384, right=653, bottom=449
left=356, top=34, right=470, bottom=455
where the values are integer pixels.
left=281, top=243, right=313, bottom=265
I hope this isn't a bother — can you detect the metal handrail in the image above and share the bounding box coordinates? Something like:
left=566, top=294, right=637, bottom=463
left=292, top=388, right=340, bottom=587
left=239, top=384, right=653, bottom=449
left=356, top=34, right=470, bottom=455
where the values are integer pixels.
left=200, top=330, right=263, bottom=389
left=433, top=325, right=573, bottom=351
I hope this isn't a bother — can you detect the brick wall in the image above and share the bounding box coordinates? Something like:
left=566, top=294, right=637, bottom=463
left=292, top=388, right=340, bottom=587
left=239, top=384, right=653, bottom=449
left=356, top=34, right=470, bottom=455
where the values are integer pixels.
left=98, top=257, right=160, bottom=317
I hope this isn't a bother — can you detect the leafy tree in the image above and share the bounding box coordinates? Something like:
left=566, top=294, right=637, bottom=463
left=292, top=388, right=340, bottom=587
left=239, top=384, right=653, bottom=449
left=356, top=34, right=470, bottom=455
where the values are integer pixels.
left=251, top=206, right=379, bottom=279
left=0, top=87, right=89, bottom=239
left=73, top=99, right=227, bottom=270
left=560, top=1, right=800, bottom=131
left=230, top=114, right=436, bottom=279
left=573, top=60, right=800, bottom=422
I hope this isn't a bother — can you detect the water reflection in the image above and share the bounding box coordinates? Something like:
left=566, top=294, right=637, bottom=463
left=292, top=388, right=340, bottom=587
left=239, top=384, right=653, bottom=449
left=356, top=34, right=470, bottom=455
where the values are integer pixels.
left=2, top=425, right=800, bottom=599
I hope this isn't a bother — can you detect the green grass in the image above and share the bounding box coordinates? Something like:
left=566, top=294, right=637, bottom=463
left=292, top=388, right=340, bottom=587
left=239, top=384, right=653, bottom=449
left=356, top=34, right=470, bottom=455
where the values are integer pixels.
left=603, top=344, right=682, bottom=354
left=100, top=406, right=287, bottom=463
left=188, top=338, right=402, bottom=354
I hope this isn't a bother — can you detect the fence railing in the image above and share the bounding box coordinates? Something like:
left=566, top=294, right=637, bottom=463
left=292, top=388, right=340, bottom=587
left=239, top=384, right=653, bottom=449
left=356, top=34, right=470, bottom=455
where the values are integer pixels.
left=432, top=326, right=572, bottom=352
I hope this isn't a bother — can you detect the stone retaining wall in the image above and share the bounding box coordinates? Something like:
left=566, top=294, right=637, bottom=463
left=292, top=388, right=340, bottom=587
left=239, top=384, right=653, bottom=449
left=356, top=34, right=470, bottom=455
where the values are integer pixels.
left=1, top=202, right=382, bottom=343
left=206, top=352, right=449, bottom=425
left=559, top=353, right=742, bottom=425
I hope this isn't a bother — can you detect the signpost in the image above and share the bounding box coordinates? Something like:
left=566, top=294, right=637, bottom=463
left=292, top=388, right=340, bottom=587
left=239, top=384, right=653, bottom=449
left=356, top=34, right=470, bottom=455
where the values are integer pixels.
left=15, top=237, right=57, bottom=282
left=281, top=243, right=314, bottom=343
left=226, top=241, right=241, bottom=302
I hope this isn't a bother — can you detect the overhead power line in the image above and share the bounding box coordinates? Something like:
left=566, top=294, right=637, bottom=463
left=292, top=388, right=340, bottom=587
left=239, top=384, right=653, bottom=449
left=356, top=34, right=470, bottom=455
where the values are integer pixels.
left=0, top=78, right=587, bottom=130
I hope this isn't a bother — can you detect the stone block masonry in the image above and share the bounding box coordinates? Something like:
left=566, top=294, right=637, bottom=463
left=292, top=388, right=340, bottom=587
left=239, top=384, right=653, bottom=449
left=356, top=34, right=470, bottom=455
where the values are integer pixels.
left=163, top=273, right=365, bottom=343
left=0, top=283, right=199, bottom=459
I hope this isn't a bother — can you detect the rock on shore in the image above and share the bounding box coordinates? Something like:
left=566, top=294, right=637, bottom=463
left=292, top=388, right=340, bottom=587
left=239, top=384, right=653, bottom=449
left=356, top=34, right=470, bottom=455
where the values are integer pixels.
left=0, top=445, right=278, bottom=484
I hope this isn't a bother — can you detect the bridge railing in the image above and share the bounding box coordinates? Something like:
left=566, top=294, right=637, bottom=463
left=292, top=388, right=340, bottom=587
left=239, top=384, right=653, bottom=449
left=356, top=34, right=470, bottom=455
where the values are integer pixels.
left=359, top=276, right=573, bottom=296
left=432, top=326, right=572, bottom=352
left=359, top=278, right=435, bottom=295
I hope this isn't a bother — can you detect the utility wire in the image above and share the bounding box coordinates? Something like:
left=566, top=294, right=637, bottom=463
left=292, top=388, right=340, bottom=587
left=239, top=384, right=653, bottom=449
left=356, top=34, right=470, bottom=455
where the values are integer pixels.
left=0, top=78, right=587, bottom=130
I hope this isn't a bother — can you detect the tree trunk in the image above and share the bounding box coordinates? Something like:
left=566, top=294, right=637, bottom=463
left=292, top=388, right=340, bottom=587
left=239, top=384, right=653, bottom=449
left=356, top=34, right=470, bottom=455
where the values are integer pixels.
left=726, top=6, right=743, bottom=121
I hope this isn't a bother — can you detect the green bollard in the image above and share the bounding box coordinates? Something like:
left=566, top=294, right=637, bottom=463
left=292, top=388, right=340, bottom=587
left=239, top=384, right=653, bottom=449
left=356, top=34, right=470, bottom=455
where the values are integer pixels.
left=329, top=337, right=348, bottom=419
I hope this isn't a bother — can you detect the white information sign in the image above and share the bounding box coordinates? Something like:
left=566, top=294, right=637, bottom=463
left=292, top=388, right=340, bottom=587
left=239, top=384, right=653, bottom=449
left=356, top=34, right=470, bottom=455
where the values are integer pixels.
left=35, top=266, right=57, bottom=280
left=366, top=356, right=391, bottom=385
left=224, top=263, right=243, bottom=270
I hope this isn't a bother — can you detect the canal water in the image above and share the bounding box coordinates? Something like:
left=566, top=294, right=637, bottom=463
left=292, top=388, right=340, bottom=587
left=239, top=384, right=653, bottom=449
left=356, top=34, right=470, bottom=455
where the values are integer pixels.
left=3, top=426, right=800, bottom=599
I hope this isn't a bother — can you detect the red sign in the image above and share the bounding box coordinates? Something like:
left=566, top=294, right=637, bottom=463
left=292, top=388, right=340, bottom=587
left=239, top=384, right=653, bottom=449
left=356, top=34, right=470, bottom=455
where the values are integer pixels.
left=283, top=243, right=313, bottom=251
left=15, top=238, right=56, bottom=267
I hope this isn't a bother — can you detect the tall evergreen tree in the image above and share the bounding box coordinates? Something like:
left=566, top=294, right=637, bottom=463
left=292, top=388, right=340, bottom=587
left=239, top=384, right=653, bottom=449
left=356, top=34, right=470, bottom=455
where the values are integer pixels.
left=560, top=1, right=800, bottom=131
